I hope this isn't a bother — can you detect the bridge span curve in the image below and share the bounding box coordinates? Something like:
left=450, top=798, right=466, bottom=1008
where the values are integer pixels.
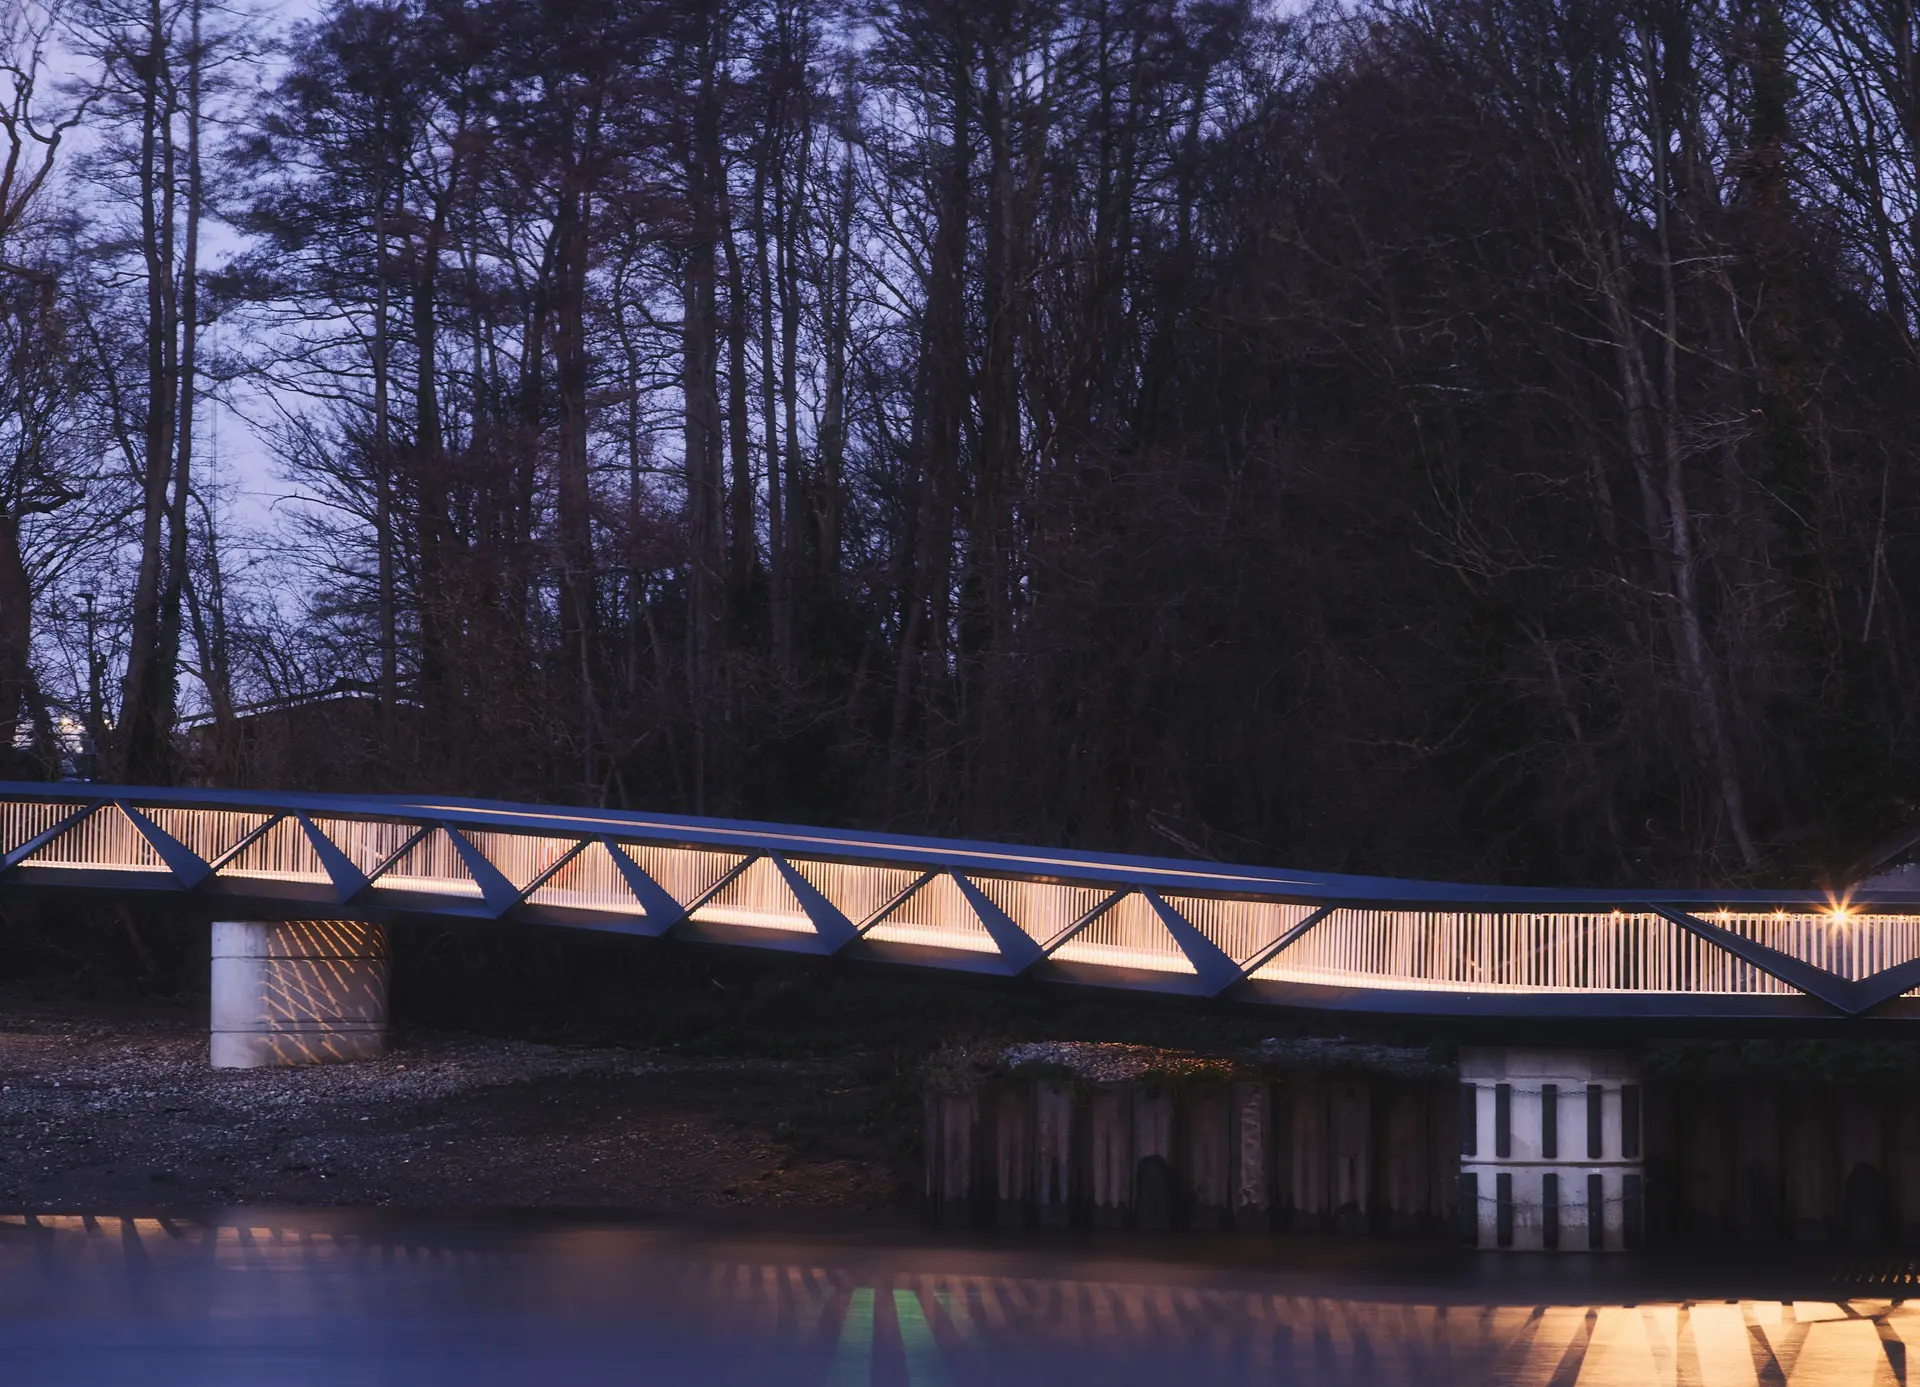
left=0, top=782, right=1916, bottom=1023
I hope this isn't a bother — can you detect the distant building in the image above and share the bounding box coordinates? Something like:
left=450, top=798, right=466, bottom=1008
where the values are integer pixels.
left=180, top=689, right=423, bottom=792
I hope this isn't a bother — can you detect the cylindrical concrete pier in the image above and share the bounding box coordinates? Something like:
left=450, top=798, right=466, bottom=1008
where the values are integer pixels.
left=210, top=920, right=390, bottom=1068
left=1459, top=1048, right=1642, bottom=1251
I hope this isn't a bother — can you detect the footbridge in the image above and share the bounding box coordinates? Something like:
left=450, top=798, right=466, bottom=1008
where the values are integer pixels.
left=0, top=781, right=1911, bottom=1023
left=13, top=782, right=1920, bottom=1250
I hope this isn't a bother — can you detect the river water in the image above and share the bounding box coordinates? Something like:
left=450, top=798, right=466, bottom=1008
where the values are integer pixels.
left=1, top=1209, right=1915, bottom=1384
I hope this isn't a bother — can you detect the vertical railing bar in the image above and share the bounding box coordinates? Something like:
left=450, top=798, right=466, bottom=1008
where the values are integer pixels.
left=857, top=868, right=939, bottom=936
left=2, top=801, right=104, bottom=872
left=118, top=803, right=212, bottom=888
left=1039, top=888, right=1127, bottom=957
left=1239, top=902, right=1340, bottom=981
left=363, top=823, right=435, bottom=884
left=515, top=838, right=592, bottom=905
left=675, top=850, right=760, bottom=917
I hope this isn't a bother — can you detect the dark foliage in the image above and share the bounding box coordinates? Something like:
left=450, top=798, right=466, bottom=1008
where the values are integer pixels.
left=7, top=0, right=1920, bottom=895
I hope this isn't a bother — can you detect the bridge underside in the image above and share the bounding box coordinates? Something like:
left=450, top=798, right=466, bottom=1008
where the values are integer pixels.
left=2, top=783, right=1918, bottom=1026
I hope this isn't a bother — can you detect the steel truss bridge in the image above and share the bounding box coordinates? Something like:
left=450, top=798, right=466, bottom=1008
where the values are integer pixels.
left=1, top=782, right=1917, bottom=1022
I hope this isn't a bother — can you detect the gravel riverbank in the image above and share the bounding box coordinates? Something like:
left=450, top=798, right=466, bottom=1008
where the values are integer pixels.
left=0, top=989, right=908, bottom=1212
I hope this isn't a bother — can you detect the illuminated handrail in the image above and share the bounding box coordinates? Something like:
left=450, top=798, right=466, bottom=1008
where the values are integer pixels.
left=1, top=783, right=1916, bottom=1019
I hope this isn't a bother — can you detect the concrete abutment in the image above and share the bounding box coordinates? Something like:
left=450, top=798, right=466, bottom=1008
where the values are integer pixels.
left=209, top=919, right=390, bottom=1069
left=1458, top=1048, right=1642, bottom=1251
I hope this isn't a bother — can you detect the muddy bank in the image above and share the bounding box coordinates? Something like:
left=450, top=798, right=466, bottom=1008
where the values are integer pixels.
left=0, top=989, right=910, bottom=1211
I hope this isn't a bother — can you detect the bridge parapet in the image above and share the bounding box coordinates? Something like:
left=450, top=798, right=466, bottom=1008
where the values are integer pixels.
left=0, top=783, right=1916, bottom=1023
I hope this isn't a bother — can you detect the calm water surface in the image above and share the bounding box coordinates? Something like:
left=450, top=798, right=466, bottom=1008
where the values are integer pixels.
left=2, top=1209, right=1916, bottom=1384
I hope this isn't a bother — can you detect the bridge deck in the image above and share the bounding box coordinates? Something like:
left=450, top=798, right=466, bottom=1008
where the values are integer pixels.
left=1, top=783, right=1915, bottom=1021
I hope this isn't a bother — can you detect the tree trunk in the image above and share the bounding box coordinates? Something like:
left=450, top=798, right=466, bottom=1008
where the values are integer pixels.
left=184, top=495, right=237, bottom=779
left=722, top=185, right=756, bottom=619
left=816, top=143, right=854, bottom=585
left=0, top=515, right=35, bottom=775
left=117, top=0, right=177, bottom=782
left=755, top=116, right=788, bottom=664
left=889, top=16, right=971, bottom=793
left=372, top=166, right=398, bottom=738
left=777, top=110, right=809, bottom=627
left=154, top=0, right=204, bottom=779
left=682, top=25, right=726, bottom=809
left=554, top=139, right=595, bottom=665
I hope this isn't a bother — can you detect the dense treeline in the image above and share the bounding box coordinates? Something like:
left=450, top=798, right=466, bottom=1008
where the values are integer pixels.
left=3, top=0, right=1919, bottom=888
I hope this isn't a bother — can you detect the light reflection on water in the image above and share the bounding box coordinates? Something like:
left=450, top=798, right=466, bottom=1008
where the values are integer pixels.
left=3, top=1211, right=1919, bottom=1385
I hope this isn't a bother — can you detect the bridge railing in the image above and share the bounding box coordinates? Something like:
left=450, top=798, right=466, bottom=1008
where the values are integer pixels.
left=1254, top=908, right=1920, bottom=995
left=3, top=790, right=1918, bottom=1015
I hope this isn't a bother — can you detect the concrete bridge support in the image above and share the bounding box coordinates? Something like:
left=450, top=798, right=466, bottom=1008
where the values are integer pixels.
left=1459, top=1048, right=1642, bottom=1250
left=210, top=920, right=390, bottom=1069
